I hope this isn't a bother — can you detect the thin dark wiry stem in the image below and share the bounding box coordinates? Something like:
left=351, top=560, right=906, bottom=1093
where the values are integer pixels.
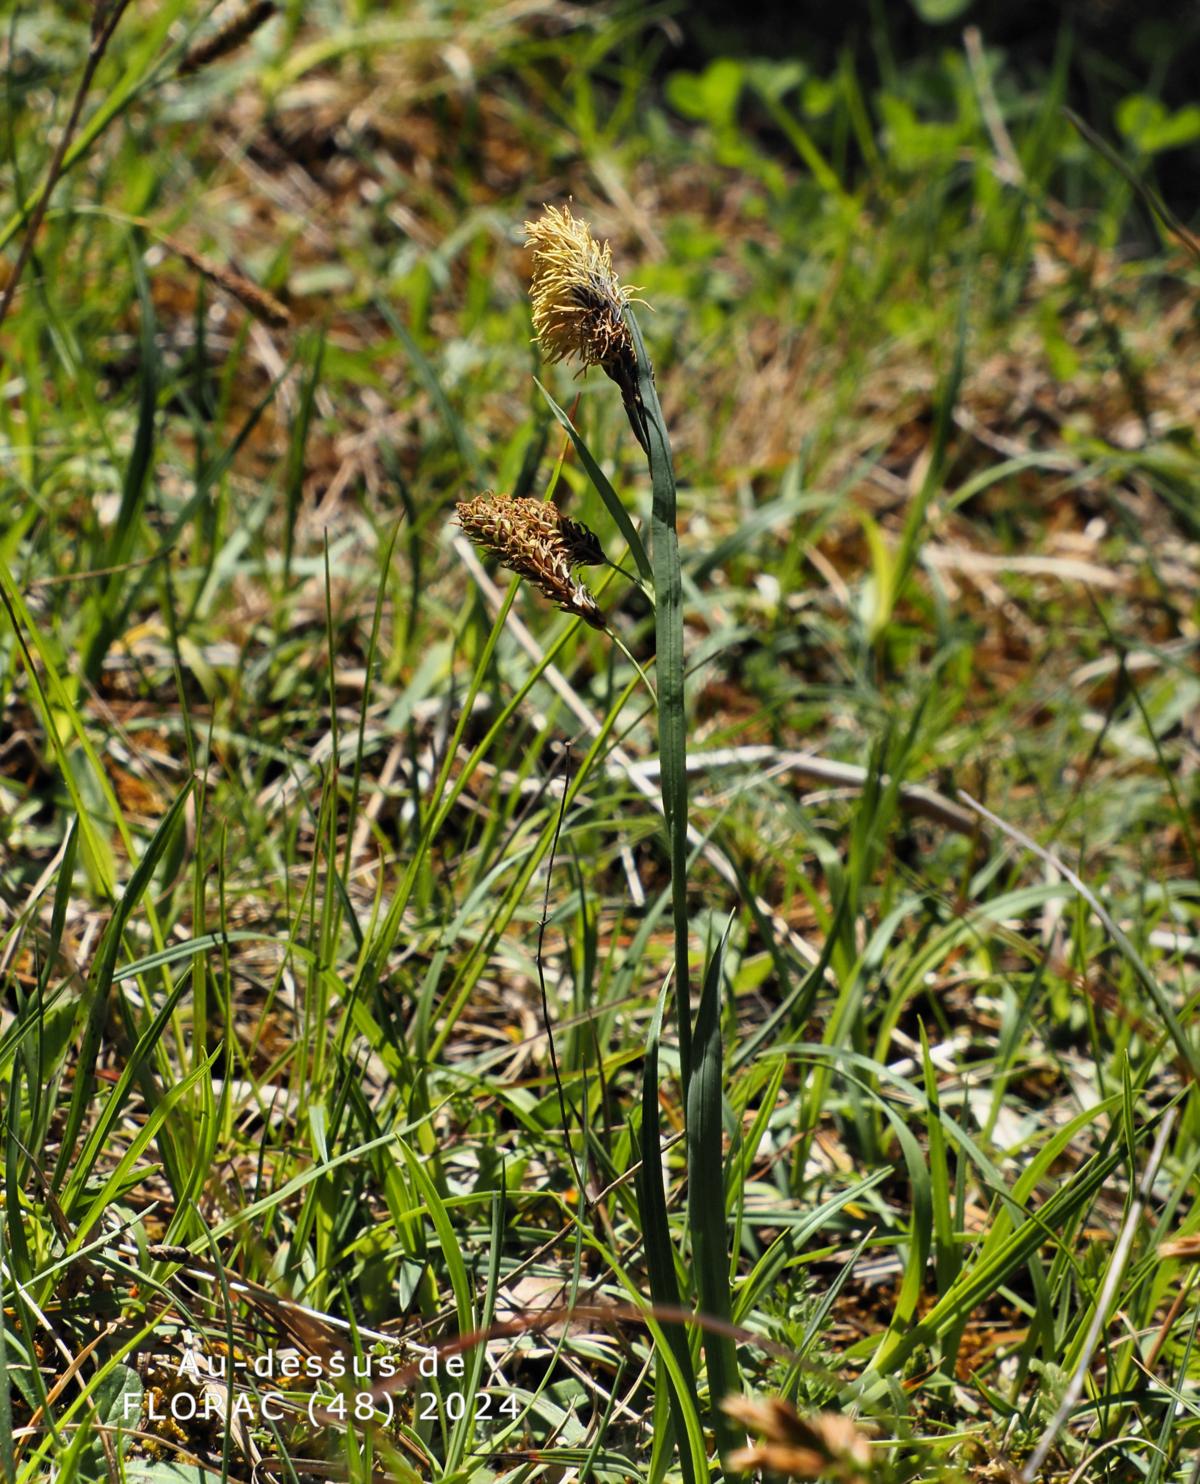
left=0, top=0, right=132, bottom=343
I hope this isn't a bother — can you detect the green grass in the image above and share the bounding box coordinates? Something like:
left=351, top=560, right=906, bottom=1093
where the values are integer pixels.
left=2, top=3, right=1200, bottom=1481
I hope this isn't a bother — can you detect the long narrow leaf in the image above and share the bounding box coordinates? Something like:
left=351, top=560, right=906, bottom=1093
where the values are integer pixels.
left=534, top=376, right=653, bottom=586
left=635, top=982, right=699, bottom=1484
left=82, top=238, right=158, bottom=683
left=686, top=923, right=742, bottom=1456
left=52, top=779, right=194, bottom=1193
left=626, top=307, right=691, bottom=1081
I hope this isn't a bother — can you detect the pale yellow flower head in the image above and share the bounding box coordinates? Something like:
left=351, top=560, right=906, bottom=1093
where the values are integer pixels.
left=524, top=204, right=638, bottom=371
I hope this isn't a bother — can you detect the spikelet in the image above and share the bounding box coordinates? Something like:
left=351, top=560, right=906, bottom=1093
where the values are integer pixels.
left=455, top=495, right=607, bottom=630
left=513, top=498, right=606, bottom=568
left=177, top=1, right=278, bottom=77
left=721, top=1396, right=873, bottom=1482
left=524, top=203, right=649, bottom=449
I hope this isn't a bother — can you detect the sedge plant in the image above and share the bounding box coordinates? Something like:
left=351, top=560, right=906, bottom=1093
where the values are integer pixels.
left=454, top=203, right=742, bottom=1473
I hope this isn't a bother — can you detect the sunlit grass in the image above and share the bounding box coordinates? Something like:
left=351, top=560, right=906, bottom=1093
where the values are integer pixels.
left=1, top=3, right=1199, bottom=1481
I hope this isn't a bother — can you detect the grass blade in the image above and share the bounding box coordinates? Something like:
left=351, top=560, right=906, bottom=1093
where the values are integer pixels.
left=534, top=376, right=653, bottom=586
left=83, top=237, right=159, bottom=684
left=635, top=981, right=699, bottom=1484
left=686, top=920, right=742, bottom=1454
left=627, top=306, right=691, bottom=1082
left=52, top=778, right=194, bottom=1194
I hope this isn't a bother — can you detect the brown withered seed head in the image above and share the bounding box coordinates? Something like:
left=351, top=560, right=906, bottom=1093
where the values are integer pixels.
left=722, top=1395, right=873, bottom=1482
left=513, top=498, right=607, bottom=568
left=1158, top=1234, right=1200, bottom=1262
left=455, top=494, right=606, bottom=630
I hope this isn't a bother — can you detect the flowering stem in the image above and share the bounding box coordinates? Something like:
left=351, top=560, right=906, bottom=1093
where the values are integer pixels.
left=627, top=305, right=744, bottom=1465
left=626, top=308, right=692, bottom=1088
left=607, top=629, right=656, bottom=702
left=522, top=204, right=729, bottom=1474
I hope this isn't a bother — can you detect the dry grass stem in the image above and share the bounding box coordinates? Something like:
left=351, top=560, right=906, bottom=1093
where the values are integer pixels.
left=158, top=234, right=290, bottom=327
left=177, top=1, right=278, bottom=76
left=1021, top=1107, right=1177, bottom=1482
left=455, top=494, right=607, bottom=629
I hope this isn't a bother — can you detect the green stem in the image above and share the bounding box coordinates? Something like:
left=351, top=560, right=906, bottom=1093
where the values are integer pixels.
left=608, top=629, right=657, bottom=702
left=625, top=309, right=692, bottom=1088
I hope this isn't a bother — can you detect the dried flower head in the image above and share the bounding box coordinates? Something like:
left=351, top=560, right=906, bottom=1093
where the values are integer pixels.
left=721, top=1395, right=873, bottom=1482
left=515, top=499, right=606, bottom=568
left=455, top=494, right=607, bottom=630
left=1158, top=1234, right=1200, bottom=1262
